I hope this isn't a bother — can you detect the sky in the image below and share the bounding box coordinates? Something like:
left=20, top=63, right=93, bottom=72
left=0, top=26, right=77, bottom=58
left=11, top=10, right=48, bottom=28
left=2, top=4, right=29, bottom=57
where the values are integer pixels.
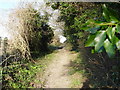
left=0, top=2, right=17, bottom=10
left=0, top=0, right=44, bottom=10
left=0, top=0, right=20, bottom=39
left=0, top=0, right=44, bottom=39
left=0, top=0, right=23, bottom=10
left=0, top=0, right=45, bottom=24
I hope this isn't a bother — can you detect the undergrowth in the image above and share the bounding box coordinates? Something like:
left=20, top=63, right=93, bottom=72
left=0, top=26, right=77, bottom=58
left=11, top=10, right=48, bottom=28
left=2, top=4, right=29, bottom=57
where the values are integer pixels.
left=2, top=47, right=57, bottom=89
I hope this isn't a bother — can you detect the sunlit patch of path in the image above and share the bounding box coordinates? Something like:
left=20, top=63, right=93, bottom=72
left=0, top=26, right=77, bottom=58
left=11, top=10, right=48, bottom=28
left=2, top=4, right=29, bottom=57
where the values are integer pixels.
left=43, top=48, right=77, bottom=88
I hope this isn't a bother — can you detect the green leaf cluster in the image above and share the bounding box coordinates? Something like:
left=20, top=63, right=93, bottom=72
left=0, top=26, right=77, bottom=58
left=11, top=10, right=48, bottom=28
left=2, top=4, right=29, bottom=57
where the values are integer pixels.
left=85, top=4, right=120, bottom=58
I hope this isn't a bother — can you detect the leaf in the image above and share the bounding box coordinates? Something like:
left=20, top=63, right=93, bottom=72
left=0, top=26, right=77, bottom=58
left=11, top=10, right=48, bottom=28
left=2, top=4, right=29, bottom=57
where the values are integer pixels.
left=102, top=4, right=110, bottom=22
left=102, top=4, right=119, bottom=22
left=94, top=21, right=104, bottom=24
left=116, top=24, right=120, bottom=33
left=116, top=40, right=120, bottom=50
left=81, top=27, right=90, bottom=30
left=111, top=27, right=116, bottom=37
left=85, top=34, right=96, bottom=47
left=108, top=8, right=119, bottom=22
left=106, top=26, right=116, bottom=44
left=106, top=27, right=112, bottom=40
left=111, top=35, right=119, bottom=45
left=61, top=3, right=69, bottom=8
left=104, top=39, right=115, bottom=58
left=94, top=31, right=106, bottom=52
left=85, top=19, right=95, bottom=25
left=91, top=49, right=95, bottom=53
left=87, top=26, right=100, bottom=34
left=98, top=46, right=104, bottom=53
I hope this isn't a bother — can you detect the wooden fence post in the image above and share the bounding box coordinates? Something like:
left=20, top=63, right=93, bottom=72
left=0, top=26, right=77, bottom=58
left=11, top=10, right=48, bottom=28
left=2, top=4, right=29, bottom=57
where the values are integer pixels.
left=3, top=37, right=7, bottom=59
left=0, top=37, right=2, bottom=89
left=0, top=37, right=2, bottom=62
left=0, top=37, right=8, bottom=89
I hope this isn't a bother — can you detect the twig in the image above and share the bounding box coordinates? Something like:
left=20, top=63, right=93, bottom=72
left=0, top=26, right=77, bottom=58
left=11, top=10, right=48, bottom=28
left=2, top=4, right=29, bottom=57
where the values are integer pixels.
left=0, top=55, right=15, bottom=65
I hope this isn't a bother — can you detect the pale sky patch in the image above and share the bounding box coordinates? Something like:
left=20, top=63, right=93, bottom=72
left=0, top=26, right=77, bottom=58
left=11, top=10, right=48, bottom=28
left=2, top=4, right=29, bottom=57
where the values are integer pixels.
left=0, top=0, right=44, bottom=10
left=0, top=0, right=44, bottom=39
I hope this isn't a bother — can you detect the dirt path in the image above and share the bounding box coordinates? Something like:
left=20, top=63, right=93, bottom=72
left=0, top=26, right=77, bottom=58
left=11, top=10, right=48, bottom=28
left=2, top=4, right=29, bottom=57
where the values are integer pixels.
left=43, top=48, right=77, bottom=88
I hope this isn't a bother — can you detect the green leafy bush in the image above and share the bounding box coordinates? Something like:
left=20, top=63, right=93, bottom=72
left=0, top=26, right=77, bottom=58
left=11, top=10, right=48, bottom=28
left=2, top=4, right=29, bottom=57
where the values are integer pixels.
left=53, top=2, right=102, bottom=50
left=19, top=7, right=54, bottom=53
left=85, top=4, right=120, bottom=58
left=9, top=4, right=54, bottom=59
left=2, top=60, right=43, bottom=88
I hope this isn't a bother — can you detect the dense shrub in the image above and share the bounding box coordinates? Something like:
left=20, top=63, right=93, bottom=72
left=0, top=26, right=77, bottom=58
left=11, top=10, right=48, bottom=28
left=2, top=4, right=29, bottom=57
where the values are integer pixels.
left=52, top=2, right=102, bottom=50
left=8, top=3, right=54, bottom=58
left=2, top=3, right=54, bottom=88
